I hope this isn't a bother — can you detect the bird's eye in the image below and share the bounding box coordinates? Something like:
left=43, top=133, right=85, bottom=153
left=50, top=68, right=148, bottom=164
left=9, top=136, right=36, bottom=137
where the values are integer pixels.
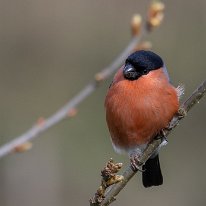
left=142, top=69, right=149, bottom=75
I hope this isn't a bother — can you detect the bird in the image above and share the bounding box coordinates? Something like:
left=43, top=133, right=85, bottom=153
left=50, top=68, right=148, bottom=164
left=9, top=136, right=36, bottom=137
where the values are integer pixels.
left=105, top=50, right=183, bottom=187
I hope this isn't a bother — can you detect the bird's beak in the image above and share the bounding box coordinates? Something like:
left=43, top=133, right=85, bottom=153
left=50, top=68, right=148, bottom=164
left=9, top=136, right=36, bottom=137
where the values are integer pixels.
left=123, top=64, right=139, bottom=80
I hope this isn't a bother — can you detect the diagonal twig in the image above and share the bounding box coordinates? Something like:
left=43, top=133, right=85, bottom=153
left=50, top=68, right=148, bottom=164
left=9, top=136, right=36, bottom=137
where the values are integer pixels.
left=99, top=80, right=206, bottom=206
left=0, top=26, right=146, bottom=159
left=0, top=0, right=164, bottom=159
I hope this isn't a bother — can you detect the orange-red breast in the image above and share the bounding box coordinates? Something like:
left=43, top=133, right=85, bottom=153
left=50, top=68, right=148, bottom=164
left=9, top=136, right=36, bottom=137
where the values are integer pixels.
left=105, top=50, right=183, bottom=187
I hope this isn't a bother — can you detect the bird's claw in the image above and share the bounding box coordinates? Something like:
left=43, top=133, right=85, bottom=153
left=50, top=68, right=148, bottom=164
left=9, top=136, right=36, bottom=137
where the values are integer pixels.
left=177, top=107, right=187, bottom=119
left=155, top=129, right=168, bottom=139
left=130, top=156, right=145, bottom=172
left=160, top=129, right=167, bottom=137
left=154, top=130, right=168, bottom=147
left=166, top=122, right=174, bottom=130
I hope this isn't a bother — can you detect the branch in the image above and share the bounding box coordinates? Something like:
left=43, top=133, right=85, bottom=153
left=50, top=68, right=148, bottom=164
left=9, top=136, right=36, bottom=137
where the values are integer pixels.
left=1, top=0, right=166, bottom=158
left=0, top=22, right=149, bottom=158
left=98, top=80, right=206, bottom=206
left=0, top=0, right=165, bottom=159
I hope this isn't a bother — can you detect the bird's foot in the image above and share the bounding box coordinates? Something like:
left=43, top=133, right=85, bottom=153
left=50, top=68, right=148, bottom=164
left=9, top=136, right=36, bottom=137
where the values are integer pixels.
left=166, top=121, right=175, bottom=131
left=166, top=107, right=187, bottom=130
left=177, top=107, right=187, bottom=119
left=160, top=129, right=167, bottom=138
left=130, top=155, right=145, bottom=172
left=154, top=129, right=168, bottom=147
left=159, top=131, right=168, bottom=146
left=155, top=129, right=167, bottom=139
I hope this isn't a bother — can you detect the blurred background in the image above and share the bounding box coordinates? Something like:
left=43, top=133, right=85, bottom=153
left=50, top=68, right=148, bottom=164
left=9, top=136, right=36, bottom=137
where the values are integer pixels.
left=0, top=0, right=205, bottom=205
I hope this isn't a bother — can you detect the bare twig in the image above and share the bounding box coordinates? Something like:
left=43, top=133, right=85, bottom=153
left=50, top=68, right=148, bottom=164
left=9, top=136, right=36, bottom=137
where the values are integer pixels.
left=0, top=23, right=148, bottom=159
left=99, top=80, right=206, bottom=206
left=0, top=0, right=165, bottom=159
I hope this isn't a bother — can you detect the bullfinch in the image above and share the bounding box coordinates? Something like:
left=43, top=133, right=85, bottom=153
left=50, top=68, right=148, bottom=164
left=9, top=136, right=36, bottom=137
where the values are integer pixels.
left=105, top=50, right=183, bottom=187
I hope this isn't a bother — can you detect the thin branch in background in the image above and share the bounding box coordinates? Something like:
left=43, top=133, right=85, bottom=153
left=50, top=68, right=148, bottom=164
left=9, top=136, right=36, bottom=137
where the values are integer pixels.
left=0, top=1, right=164, bottom=159
left=90, top=80, right=205, bottom=206
left=0, top=34, right=141, bottom=159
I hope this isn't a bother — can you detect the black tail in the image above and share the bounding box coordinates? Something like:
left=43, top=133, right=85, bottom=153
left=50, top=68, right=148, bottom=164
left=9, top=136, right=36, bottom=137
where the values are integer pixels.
left=142, top=155, right=163, bottom=188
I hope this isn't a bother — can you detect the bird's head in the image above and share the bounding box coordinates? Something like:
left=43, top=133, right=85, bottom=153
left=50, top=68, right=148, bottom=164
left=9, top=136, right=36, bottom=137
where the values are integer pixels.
left=123, top=50, right=163, bottom=81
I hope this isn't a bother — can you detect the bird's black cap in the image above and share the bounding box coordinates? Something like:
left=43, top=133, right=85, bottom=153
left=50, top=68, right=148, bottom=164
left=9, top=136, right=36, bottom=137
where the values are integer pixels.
left=123, top=50, right=163, bottom=80
left=126, top=50, right=163, bottom=71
